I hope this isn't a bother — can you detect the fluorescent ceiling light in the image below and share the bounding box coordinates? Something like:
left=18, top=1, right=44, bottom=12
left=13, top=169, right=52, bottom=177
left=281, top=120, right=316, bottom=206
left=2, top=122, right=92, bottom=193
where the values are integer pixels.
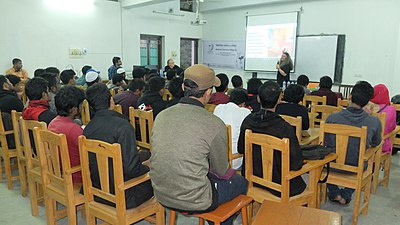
left=44, top=0, right=94, bottom=13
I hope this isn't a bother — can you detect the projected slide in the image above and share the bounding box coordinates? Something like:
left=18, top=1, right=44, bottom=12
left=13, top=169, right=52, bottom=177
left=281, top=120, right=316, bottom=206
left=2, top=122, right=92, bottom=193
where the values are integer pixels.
left=245, top=12, right=298, bottom=71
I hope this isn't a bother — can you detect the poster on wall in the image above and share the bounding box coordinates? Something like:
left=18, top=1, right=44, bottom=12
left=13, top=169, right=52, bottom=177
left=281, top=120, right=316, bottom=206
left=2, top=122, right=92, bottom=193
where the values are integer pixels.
left=202, top=40, right=245, bottom=70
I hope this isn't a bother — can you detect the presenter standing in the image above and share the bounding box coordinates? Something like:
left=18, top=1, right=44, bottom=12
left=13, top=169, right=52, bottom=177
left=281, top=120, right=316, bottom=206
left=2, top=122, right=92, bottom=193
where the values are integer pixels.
left=276, top=52, right=293, bottom=87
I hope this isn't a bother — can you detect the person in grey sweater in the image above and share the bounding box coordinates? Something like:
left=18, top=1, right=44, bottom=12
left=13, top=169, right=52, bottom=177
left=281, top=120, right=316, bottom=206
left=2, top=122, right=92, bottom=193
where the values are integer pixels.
left=150, top=64, right=248, bottom=225
left=325, top=81, right=382, bottom=205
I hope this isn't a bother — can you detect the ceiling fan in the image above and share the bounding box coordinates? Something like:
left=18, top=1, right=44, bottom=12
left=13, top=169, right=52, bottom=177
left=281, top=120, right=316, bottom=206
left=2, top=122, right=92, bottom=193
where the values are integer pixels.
left=186, top=0, right=222, bottom=26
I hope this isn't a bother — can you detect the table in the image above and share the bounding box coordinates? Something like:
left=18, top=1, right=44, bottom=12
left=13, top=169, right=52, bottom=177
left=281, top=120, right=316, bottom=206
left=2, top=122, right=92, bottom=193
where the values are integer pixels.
left=300, top=127, right=320, bottom=145
left=252, top=200, right=341, bottom=225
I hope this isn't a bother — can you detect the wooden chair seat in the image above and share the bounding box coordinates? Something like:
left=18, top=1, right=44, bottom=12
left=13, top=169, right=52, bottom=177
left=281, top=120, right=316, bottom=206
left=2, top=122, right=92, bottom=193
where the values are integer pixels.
left=45, top=183, right=84, bottom=206
left=247, top=186, right=314, bottom=206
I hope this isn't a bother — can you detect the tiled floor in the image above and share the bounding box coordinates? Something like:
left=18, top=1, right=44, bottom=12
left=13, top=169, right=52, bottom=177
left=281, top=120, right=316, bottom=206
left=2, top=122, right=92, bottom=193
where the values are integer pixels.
left=1, top=154, right=400, bottom=225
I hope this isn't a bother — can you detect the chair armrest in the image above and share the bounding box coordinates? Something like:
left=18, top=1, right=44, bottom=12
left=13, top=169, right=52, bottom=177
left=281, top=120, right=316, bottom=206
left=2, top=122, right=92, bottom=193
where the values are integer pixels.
left=123, top=173, right=150, bottom=190
left=383, top=126, right=400, bottom=139
left=287, top=153, right=337, bottom=180
left=70, top=166, right=81, bottom=174
left=232, top=153, right=243, bottom=160
left=364, top=143, right=382, bottom=160
left=287, top=164, right=314, bottom=180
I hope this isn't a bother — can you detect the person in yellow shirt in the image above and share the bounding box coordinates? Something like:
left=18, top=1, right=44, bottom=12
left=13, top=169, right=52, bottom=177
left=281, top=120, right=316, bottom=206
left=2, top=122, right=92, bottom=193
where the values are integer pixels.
left=5, top=58, right=29, bottom=80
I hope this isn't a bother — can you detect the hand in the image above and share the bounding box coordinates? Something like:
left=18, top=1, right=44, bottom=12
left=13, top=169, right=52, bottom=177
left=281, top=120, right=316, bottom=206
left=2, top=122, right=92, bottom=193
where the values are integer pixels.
left=276, top=64, right=280, bottom=69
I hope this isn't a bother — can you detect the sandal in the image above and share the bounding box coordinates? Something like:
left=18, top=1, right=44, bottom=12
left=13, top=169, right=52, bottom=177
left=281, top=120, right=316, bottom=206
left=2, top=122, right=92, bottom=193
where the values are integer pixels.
left=329, top=195, right=349, bottom=206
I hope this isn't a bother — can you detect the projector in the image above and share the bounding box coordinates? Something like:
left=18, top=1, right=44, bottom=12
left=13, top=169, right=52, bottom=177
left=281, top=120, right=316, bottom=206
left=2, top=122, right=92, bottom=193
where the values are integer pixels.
left=191, top=19, right=207, bottom=26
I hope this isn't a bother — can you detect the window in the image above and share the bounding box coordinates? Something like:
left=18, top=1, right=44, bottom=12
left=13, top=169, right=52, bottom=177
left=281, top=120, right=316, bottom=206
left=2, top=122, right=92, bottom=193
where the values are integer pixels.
left=180, top=38, right=198, bottom=69
left=140, top=35, right=163, bottom=70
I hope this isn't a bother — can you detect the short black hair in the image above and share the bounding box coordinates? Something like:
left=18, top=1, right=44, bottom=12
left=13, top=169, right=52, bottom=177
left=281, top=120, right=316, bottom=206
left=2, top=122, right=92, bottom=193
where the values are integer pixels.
left=34, top=68, right=45, bottom=77
left=258, top=81, right=281, bottom=109
left=166, top=70, right=176, bottom=81
left=5, top=74, right=21, bottom=86
left=319, top=76, right=333, bottom=89
left=351, top=81, right=374, bottom=107
left=45, top=67, right=60, bottom=76
left=55, top=86, right=85, bottom=117
left=82, top=65, right=92, bottom=75
left=127, top=79, right=145, bottom=92
left=229, top=89, right=247, bottom=105
left=25, top=77, right=48, bottom=101
left=149, top=69, right=159, bottom=75
left=231, top=75, right=243, bottom=88
left=148, top=76, right=165, bottom=92
left=297, top=74, right=309, bottom=87
left=184, top=79, right=210, bottom=98
left=40, top=73, right=58, bottom=89
left=247, top=78, right=263, bottom=95
left=112, top=73, right=125, bottom=85
left=168, top=77, right=183, bottom=99
left=133, top=68, right=147, bottom=79
left=85, top=83, right=111, bottom=112
left=12, top=58, right=21, bottom=65
left=60, top=69, right=76, bottom=85
left=112, top=57, right=121, bottom=65
left=215, top=73, right=229, bottom=93
left=283, top=84, right=304, bottom=103
left=0, top=75, right=7, bottom=89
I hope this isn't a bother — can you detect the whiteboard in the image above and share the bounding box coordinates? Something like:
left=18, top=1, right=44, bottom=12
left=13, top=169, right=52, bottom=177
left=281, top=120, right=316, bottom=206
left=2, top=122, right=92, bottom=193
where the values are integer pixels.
left=295, top=35, right=338, bottom=82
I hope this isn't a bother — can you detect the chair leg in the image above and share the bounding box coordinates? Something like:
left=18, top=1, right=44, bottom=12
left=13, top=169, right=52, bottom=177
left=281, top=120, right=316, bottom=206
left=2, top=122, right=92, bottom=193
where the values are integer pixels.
left=156, top=204, right=165, bottom=225
left=372, top=152, right=381, bottom=194
left=247, top=202, right=253, bottom=223
left=45, top=196, right=56, bottom=225
left=18, top=161, right=27, bottom=197
left=28, top=179, right=39, bottom=216
left=169, top=210, right=176, bottom=225
left=0, top=156, right=3, bottom=181
left=321, top=183, right=327, bottom=204
left=198, top=218, right=205, bottom=225
left=362, top=178, right=372, bottom=215
left=383, top=155, right=392, bottom=188
left=241, top=206, right=249, bottom=225
left=351, top=185, right=362, bottom=225
left=4, top=154, right=13, bottom=190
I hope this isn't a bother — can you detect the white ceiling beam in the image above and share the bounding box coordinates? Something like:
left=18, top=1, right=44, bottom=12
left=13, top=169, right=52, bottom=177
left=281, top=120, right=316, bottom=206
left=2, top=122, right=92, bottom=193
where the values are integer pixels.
left=120, top=0, right=174, bottom=9
left=200, top=0, right=303, bottom=12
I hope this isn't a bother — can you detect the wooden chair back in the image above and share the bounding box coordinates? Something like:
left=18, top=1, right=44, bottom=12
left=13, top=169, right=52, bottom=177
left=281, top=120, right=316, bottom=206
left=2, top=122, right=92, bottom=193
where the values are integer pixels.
left=245, top=130, right=291, bottom=203
left=21, top=119, right=47, bottom=171
left=311, top=105, right=342, bottom=127
left=129, top=107, right=154, bottom=150
left=338, top=84, right=354, bottom=99
left=319, top=121, right=368, bottom=174
left=391, top=103, right=400, bottom=148
left=337, top=98, right=349, bottom=108
left=114, top=104, right=123, bottom=114
left=110, top=89, right=116, bottom=97
left=302, top=95, right=327, bottom=111
left=205, top=104, right=217, bottom=113
left=11, top=110, right=28, bottom=196
left=81, top=99, right=90, bottom=125
left=280, top=115, right=302, bottom=142
left=372, top=112, right=386, bottom=138
left=163, top=89, right=173, bottom=101
left=21, top=90, right=28, bottom=105
left=226, top=125, right=243, bottom=169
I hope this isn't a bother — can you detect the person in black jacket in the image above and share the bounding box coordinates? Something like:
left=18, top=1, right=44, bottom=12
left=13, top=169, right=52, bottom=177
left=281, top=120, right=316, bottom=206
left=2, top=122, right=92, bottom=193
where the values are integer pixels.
left=238, top=81, right=306, bottom=197
left=83, top=83, right=153, bottom=209
left=164, top=58, right=183, bottom=75
left=166, top=77, right=183, bottom=108
left=137, top=76, right=167, bottom=118
left=0, top=75, right=24, bottom=114
left=276, top=52, right=293, bottom=87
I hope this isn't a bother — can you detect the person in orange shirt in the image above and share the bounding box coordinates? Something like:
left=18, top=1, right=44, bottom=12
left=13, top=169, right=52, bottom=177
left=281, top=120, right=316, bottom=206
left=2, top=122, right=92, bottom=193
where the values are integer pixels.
left=5, top=58, right=29, bottom=80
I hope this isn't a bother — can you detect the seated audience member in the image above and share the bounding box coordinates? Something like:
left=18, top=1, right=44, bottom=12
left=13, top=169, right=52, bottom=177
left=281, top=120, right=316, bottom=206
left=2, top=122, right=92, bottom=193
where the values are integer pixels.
left=166, top=77, right=183, bottom=108
left=0, top=75, right=24, bottom=113
left=311, top=76, right=338, bottom=106
left=84, top=83, right=153, bottom=209
left=133, top=67, right=147, bottom=80
left=108, top=56, right=122, bottom=80
left=238, top=81, right=306, bottom=197
left=34, top=68, right=45, bottom=77
left=227, top=75, right=246, bottom=96
left=208, top=73, right=230, bottom=105
left=60, top=69, right=76, bottom=86
left=40, top=73, right=61, bottom=114
left=6, top=74, right=23, bottom=100
left=5, top=58, right=29, bottom=80
left=107, top=73, right=125, bottom=93
left=245, top=78, right=263, bottom=112
left=113, top=79, right=146, bottom=116
left=296, top=74, right=311, bottom=95
left=165, top=70, right=177, bottom=88
left=48, top=86, right=85, bottom=184
left=365, top=84, right=396, bottom=154
left=213, top=89, right=251, bottom=169
left=45, top=67, right=60, bottom=79
left=85, top=69, right=101, bottom=87
left=325, top=81, right=381, bottom=205
left=22, top=77, right=57, bottom=124
left=76, top=65, right=92, bottom=86
left=137, top=76, right=167, bottom=118
left=150, top=64, right=248, bottom=225
left=276, top=84, right=310, bottom=131
left=164, top=58, right=182, bottom=74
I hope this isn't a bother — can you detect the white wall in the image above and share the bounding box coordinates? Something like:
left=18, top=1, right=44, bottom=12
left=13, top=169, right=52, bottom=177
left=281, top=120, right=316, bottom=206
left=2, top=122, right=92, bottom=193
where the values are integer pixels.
left=202, top=0, right=400, bottom=95
left=0, top=0, right=122, bottom=79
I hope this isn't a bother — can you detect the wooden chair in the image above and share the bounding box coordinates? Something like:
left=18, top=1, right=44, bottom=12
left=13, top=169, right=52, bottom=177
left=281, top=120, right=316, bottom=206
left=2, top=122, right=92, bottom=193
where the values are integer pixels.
left=169, top=194, right=253, bottom=225
left=34, top=128, right=84, bottom=225
left=21, top=118, right=47, bottom=216
left=338, top=84, right=354, bottom=99
left=244, top=130, right=315, bottom=212
left=311, top=105, right=342, bottom=128
left=163, top=89, right=173, bottom=101
left=337, top=98, right=349, bottom=108
left=114, top=104, right=123, bottom=114
left=319, top=121, right=378, bottom=225
left=21, top=89, right=28, bottom=105
left=81, top=99, right=91, bottom=125
left=226, top=125, right=243, bottom=169
left=110, top=89, right=116, bottom=97
left=78, top=136, right=165, bottom=225
left=11, top=110, right=28, bottom=197
left=302, top=95, right=327, bottom=111
left=391, top=104, right=400, bottom=153
left=129, top=107, right=154, bottom=150
left=280, top=115, right=302, bottom=142
left=0, top=112, right=18, bottom=190
left=205, top=104, right=217, bottom=113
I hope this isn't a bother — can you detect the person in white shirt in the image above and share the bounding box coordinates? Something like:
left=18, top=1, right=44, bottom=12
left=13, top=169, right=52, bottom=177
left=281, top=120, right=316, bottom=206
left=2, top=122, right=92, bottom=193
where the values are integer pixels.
left=213, top=89, right=251, bottom=170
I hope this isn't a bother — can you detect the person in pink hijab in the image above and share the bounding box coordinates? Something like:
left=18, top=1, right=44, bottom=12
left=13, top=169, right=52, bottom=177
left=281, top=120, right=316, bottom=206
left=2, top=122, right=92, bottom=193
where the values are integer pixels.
left=370, top=84, right=397, bottom=153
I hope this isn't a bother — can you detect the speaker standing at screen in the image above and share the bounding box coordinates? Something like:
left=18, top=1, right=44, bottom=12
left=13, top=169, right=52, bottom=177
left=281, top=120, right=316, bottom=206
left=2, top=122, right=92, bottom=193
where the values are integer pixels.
left=276, top=52, right=293, bottom=87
